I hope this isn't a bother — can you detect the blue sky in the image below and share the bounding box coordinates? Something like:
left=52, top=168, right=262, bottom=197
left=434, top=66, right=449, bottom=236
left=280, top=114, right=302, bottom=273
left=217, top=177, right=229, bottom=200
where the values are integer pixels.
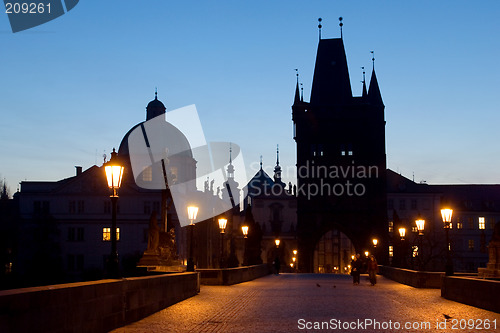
left=0, top=1, right=499, bottom=193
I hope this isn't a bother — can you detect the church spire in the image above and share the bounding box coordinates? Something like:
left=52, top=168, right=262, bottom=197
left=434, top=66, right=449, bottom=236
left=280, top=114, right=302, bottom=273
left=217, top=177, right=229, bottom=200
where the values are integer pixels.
left=227, top=143, right=235, bottom=179
left=294, top=69, right=300, bottom=105
left=362, top=67, right=367, bottom=98
left=273, top=144, right=284, bottom=186
left=368, top=67, right=384, bottom=106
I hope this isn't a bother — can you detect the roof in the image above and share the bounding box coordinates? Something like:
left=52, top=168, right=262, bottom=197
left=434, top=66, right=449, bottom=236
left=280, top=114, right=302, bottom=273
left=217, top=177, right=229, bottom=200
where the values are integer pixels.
left=310, top=38, right=352, bottom=106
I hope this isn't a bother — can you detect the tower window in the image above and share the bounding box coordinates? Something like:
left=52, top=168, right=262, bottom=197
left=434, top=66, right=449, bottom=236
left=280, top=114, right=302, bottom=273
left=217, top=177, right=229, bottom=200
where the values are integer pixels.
left=340, top=144, right=345, bottom=156
left=347, top=144, right=353, bottom=156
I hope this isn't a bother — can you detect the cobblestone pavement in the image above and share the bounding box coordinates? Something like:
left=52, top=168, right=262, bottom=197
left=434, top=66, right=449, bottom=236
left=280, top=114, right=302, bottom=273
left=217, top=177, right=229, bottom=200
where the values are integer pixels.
left=112, top=274, right=500, bottom=333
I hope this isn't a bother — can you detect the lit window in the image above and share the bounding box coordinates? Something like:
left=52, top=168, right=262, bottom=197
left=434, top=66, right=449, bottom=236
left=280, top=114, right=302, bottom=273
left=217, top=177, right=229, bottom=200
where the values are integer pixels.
left=457, top=222, right=463, bottom=229
left=347, top=144, right=353, bottom=156
left=468, top=239, right=474, bottom=251
left=389, top=245, right=394, bottom=258
left=478, top=217, right=485, bottom=230
left=388, top=221, right=393, bottom=232
left=412, top=226, right=417, bottom=233
left=340, top=144, right=345, bottom=156
left=103, top=228, right=120, bottom=241
left=142, top=166, right=153, bottom=182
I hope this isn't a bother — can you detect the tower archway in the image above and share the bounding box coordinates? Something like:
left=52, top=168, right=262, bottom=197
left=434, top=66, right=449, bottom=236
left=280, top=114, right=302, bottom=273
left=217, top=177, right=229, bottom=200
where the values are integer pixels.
left=314, top=228, right=355, bottom=274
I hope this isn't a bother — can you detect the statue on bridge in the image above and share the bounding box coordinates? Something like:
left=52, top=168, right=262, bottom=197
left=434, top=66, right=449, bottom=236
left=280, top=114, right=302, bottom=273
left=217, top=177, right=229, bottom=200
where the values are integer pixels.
left=478, top=222, right=500, bottom=278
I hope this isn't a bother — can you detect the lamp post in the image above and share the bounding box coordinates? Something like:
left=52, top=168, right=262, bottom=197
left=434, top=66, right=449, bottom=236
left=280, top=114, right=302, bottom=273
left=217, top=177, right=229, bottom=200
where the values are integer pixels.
left=187, top=206, right=198, bottom=272
left=241, top=225, right=249, bottom=266
left=415, top=218, right=425, bottom=270
left=441, top=208, right=454, bottom=276
left=398, top=227, right=406, bottom=268
left=104, top=148, right=124, bottom=278
left=218, top=218, right=227, bottom=268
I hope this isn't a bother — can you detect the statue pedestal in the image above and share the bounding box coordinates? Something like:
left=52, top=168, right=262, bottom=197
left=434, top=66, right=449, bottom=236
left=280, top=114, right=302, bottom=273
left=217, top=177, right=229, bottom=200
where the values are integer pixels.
left=137, top=231, right=184, bottom=272
left=478, top=241, right=500, bottom=278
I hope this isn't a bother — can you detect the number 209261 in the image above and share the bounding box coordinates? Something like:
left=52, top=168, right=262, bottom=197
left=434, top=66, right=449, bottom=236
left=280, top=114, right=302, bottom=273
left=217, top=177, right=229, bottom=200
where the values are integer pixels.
left=5, top=2, right=51, bottom=14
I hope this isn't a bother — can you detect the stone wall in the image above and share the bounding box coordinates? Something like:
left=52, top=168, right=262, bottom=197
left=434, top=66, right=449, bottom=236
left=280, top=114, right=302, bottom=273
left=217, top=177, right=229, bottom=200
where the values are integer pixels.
left=441, top=276, right=500, bottom=313
left=198, top=264, right=270, bottom=285
left=379, top=265, right=443, bottom=288
left=0, top=272, right=199, bottom=333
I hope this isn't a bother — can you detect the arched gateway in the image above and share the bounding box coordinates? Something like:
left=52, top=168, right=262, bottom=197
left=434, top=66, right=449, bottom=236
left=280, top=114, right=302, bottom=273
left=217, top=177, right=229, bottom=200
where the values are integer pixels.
left=292, top=34, right=388, bottom=272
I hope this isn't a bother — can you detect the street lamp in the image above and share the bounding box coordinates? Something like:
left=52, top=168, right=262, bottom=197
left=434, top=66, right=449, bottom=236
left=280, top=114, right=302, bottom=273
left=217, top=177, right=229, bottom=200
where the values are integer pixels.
left=104, top=148, right=124, bottom=278
left=415, top=218, right=425, bottom=270
left=441, top=208, right=454, bottom=276
left=187, top=205, right=199, bottom=272
left=398, top=227, right=406, bottom=240
left=364, top=251, right=369, bottom=257
left=218, top=218, right=227, bottom=268
left=372, top=238, right=378, bottom=248
left=275, top=239, right=280, bottom=248
left=241, top=225, right=249, bottom=238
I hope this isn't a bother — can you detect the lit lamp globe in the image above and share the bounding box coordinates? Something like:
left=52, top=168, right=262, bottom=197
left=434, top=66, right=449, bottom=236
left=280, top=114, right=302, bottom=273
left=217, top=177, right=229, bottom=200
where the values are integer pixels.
left=372, top=238, right=378, bottom=247
left=416, top=219, right=425, bottom=236
left=399, top=227, right=406, bottom=240
left=187, top=206, right=199, bottom=225
left=441, top=209, right=453, bottom=228
left=104, top=149, right=124, bottom=196
left=275, top=239, right=280, bottom=248
left=218, top=218, right=228, bottom=233
left=241, top=225, right=249, bottom=238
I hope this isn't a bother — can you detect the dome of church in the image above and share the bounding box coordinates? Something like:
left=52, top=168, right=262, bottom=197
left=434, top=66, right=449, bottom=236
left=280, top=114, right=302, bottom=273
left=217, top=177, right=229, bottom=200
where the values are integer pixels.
left=117, top=94, right=196, bottom=189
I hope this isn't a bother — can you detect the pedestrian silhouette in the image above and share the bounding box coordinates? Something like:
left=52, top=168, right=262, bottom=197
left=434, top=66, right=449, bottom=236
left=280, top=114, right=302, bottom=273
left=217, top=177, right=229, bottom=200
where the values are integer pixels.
left=273, top=257, right=280, bottom=275
left=351, top=254, right=361, bottom=285
left=367, top=255, right=379, bottom=286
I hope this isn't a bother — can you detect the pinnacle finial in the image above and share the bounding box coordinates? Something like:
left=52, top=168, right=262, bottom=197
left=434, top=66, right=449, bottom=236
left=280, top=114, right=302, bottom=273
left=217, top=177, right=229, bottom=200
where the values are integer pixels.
left=276, top=144, right=280, bottom=165
left=300, top=83, right=304, bottom=101
left=155, top=87, right=158, bottom=100
left=229, top=143, right=233, bottom=164
left=339, top=17, right=343, bottom=39
left=371, top=51, right=375, bottom=69
left=295, top=68, right=299, bottom=84
left=318, top=18, right=322, bottom=40
left=260, top=155, right=263, bottom=169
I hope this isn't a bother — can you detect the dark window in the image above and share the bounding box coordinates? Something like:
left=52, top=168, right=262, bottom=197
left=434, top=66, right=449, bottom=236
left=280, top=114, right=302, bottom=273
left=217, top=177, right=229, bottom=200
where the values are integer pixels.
left=68, top=255, right=75, bottom=271
left=387, top=199, right=393, bottom=210
left=399, top=199, right=406, bottom=210
left=77, top=200, right=84, bottom=214
left=104, top=201, right=111, bottom=214
left=144, top=201, right=151, bottom=215
left=69, top=201, right=76, bottom=214
left=68, top=227, right=75, bottom=241
left=76, top=254, right=84, bottom=271
left=77, top=228, right=84, bottom=241
left=153, top=201, right=160, bottom=213
left=411, top=199, right=417, bottom=210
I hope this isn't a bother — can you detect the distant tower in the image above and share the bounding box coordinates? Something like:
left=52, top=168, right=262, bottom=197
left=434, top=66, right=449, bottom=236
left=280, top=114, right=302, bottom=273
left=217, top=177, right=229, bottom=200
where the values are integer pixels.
left=273, top=144, right=285, bottom=187
left=292, top=32, right=387, bottom=272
